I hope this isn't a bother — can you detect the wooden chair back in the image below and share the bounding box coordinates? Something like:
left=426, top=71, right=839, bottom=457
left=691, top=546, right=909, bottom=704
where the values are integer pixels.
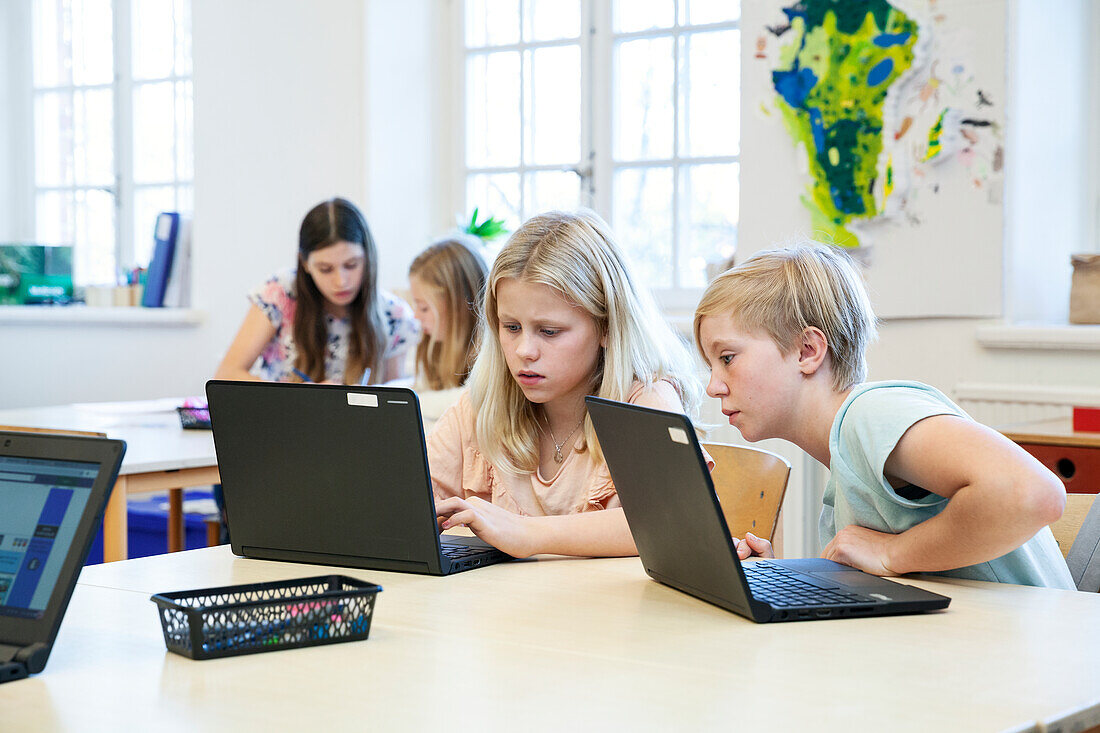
left=1051, top=493, right=1096, bottom=559
left=701, top=442, right=791, bottom=542
left=0, top=424, right=107, bottom=438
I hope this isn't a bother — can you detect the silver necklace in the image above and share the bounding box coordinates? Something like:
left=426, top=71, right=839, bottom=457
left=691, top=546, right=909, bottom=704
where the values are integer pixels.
left=545, top=413, right=585, bottom=464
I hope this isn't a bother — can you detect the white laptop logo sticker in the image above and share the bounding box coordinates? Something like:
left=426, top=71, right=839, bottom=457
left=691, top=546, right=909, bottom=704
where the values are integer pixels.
left=668, top=427, right=689, bottom=445
left=347, top=393, right=379, bottom=408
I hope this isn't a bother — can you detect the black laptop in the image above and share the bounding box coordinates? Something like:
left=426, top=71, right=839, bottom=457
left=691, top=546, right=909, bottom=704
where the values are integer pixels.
left=0, top=431, right=125, bottom=682
left=586, top=397, right=951, bottom=622
left=206, top=380, right=511, bottom=575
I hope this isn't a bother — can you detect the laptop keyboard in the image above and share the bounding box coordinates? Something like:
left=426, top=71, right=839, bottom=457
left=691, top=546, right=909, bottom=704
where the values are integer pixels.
left=440, top=542, right=494, bottom=559
left=743, top=561, right=872, bottom=607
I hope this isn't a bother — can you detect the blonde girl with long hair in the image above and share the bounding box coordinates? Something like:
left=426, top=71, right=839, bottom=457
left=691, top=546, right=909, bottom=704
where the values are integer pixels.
left=408, top=234, right=487, bottom=382
left=428, top=209, right=706, bottom=558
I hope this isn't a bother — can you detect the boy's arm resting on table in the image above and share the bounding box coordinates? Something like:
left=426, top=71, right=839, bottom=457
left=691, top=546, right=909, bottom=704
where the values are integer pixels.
left=214, top=304, right=276, bottom=381
left=823, top=414, right=1067, bottom=576
left=436, top=498, right=637, bottom=558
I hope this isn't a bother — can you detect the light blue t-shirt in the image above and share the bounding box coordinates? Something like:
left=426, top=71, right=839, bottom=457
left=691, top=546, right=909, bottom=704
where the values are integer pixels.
left=820, top=381, right=1074, bottom=589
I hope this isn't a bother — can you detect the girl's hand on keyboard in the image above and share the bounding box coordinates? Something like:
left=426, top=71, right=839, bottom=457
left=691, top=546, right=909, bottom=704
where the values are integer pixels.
left=822, top=525, right=896, bottom=576
left=733, top=532, right=774, bottom=560
left=436, top=496, right=535, bottom=558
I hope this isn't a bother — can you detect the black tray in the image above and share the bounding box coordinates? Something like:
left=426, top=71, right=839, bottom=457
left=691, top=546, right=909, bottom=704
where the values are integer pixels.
left=150, top=575, right=381, bottom=660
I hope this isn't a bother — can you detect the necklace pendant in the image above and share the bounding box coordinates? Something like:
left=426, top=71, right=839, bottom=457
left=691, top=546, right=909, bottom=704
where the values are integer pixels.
left=554, top=448, right=565, bottom=463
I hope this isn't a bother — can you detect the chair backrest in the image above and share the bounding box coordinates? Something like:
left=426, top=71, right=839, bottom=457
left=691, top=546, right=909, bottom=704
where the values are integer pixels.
left=1050, top=493, right=1096, bottom=559
left=701, top=442, right=791, bottom=542
left=1053, top=493, right=1100, bottom=593
left=0, top=424, right=107, bottom=438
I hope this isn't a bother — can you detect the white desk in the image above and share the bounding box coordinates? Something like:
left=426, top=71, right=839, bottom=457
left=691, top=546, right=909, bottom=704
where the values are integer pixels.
left=2, top=546, right=1098, bottom=731
left=0, top=402, right=219, bottom=561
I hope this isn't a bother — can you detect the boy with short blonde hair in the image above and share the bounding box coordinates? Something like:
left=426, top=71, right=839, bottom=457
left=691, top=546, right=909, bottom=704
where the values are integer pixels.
left=694, top=243, right=1073, bottom=588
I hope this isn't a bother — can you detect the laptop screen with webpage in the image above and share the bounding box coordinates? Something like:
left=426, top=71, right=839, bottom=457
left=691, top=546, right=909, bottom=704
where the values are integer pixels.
left=0, top=456, right=98, bottom=620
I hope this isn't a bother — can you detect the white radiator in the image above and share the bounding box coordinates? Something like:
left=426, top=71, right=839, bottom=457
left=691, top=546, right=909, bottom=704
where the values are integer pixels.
left=953, top=383, right=1100, bottom=427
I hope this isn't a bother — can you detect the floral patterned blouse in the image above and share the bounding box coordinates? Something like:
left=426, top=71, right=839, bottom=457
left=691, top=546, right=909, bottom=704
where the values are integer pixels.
left=247, top=269, right=420, bottom=383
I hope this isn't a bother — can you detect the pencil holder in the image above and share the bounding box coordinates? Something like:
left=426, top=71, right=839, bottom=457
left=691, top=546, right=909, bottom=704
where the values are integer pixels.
left=150, top=575, right=382, bottom=660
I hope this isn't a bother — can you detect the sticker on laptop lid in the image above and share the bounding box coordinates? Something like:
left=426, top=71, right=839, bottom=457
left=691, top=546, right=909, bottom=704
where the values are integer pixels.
left=347, top=393, right=379, bottom=408
left=667, top=427, right=690, bottom=444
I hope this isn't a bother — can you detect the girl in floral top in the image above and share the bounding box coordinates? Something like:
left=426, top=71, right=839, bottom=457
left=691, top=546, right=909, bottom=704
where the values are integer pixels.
left=216, top=198, right=419, bottom=384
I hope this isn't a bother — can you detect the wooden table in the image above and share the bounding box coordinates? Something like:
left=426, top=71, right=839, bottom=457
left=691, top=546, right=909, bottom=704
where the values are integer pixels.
left=1, top=546, right=1098, bottom=731
left=0, top=402, right=219, bottom=562
left=1000, top=417, right=1100, bottom=495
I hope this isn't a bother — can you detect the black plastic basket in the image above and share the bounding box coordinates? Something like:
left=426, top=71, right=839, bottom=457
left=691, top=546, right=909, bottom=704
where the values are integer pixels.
left=150, top=575, right=382, bottom=660
left=176, top=405, right=211, bottom=429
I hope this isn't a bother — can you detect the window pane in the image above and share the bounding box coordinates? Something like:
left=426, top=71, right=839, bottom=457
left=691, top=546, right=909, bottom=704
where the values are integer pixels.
left=34, top=0, right=114, bottom=87
left=679, top=163, right=738, bottom=288
left=525, top=45, right=581, bottom=165
left=612, top=167, right=673, bottom=288
left=176, top=81, right=194, bottom=179
left=613, top=0, right=675, bottom=34
left=685, top=0, right=740, bottom=25
left=465, top=0, right=520, bottom=47
left=175, top=0, right=193, bottom=76
left=177, top=185, right=193, bottom=215
left=523, top=0, right=580, bottom=42
left=614, top=37, right=674, bottom=161
left=467, top=52, right=521, bottom=167
left=133, top=186, right=176, bottom=265
left=467, top=173, right=522, bottom=234
left=134, top=81, right=176, bottom=183
left=523, top=171, right=581, bottom=219
left=35, top=92, right=72, bottom=186
left=38, top=189, right=116, bottom=285
left=680, top=30, right=740, bottom=158
left=132, top=0, right=176, bottom=79
left=74, top=88, right=114, bottom=186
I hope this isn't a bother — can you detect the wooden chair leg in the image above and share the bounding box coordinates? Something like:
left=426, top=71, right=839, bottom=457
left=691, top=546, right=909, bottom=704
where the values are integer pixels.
left=167, top=488, right=184, bottom=552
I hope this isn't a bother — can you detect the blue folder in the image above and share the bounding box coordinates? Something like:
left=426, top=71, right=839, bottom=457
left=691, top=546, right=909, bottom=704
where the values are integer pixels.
left=142, top=212, right=180, bottom=308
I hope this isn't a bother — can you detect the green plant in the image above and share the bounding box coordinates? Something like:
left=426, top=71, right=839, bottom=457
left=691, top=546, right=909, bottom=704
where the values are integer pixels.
left=463, top=208, right=508, bottom=241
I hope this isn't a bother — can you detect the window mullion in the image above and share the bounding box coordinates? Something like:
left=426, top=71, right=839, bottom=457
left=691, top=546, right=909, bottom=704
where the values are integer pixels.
left=670, top=5, right=681, bottom=289
left=114, top=0, right=134, bottom=267
left=590, top=0, right=613, bottom=220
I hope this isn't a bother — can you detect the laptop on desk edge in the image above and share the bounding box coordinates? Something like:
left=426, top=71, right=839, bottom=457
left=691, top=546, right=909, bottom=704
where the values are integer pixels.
left=585, top=396, right=950, bottom=623
left=0, top=431, right=125, bottom=682
left=206, top=380, right=511, bottom=576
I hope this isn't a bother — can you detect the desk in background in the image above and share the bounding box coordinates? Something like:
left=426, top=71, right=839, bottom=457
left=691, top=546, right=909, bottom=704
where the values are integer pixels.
left=0, top=402, right=219, bottom=562
left=1, top=546, right=1098, bottom=731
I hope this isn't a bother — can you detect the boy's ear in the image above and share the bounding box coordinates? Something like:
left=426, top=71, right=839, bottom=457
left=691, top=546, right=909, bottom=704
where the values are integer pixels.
left=797, top=327, right=829, bottom=375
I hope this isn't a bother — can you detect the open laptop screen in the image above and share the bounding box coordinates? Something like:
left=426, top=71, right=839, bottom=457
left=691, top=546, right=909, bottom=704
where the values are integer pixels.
left=0, top=456, right=98, bottom=620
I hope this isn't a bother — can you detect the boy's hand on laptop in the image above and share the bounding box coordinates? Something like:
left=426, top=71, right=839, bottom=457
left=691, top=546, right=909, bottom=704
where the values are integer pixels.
left=436, top=496, right=535, bottom=558
left=733, top=532, right=774, bottom=560
left=822, top=525, right=897, bottom=576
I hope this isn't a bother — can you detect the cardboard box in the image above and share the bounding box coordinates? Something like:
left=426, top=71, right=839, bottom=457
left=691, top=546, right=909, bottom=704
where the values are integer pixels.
left=1069, top=253, right=1100, bottom=324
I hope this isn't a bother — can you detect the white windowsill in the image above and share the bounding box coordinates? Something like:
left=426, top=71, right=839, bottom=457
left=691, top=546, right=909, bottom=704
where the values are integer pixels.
left=975, top=323, right=1100, bottom=351
left=0, top=305, right=205, bottom=326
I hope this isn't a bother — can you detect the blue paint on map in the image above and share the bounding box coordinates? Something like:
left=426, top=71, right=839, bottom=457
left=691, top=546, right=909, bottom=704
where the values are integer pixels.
left=773, top=67, right=819, bottom=109
left=873, top=32, right=910, bottom=47
left=867, top=58, right=894, bottom=86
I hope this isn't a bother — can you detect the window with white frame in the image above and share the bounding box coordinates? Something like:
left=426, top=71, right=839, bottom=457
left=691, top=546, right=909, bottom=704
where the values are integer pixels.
left=31, top=0, right=192, bottom=287
left=460, top=0, right=740, bottom=304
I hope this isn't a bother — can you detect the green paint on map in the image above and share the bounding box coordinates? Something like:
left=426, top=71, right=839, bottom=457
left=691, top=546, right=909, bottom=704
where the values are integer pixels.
left=924, top=108, right=948, bottom=161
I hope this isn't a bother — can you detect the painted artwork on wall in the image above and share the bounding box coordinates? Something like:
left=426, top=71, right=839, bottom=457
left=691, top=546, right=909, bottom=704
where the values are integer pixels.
left=743, top=0, right=1005, bottom=317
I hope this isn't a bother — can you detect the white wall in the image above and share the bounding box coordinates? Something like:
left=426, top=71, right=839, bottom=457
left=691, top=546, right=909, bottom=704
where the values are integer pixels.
left=1004, top=0, right=1092, bottom=323
left=364, top=0, right=454, bottom=290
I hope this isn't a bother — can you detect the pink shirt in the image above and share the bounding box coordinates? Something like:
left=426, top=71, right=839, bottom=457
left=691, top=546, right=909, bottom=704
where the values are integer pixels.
left=428, top=382, right=705, bottom=516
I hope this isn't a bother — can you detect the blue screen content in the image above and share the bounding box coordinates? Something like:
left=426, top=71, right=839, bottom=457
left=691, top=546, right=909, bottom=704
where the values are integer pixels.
left=0, top=455, right=96, bottom=620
